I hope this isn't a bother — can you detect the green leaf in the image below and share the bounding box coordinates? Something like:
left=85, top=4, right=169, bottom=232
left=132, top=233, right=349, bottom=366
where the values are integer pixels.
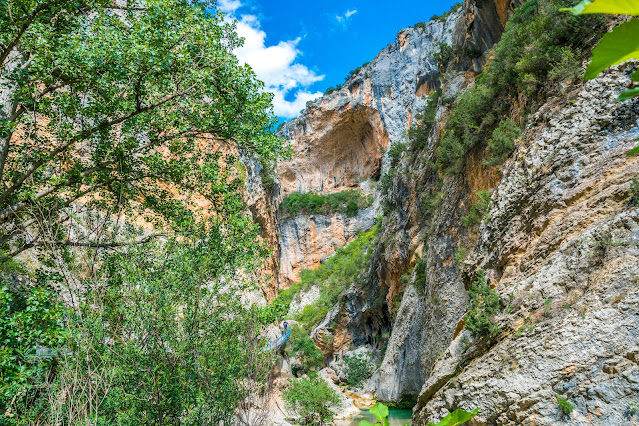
left=632, top=68, right=639, bottom=81
left=627, top=143, right=639, bottom=156
left=560, top=0, right=639, bottom=16
left=359, top=421, right=377, bottom=426
left=584, top=19, right=639, bottom=79
left=426, top=407, right=480, bottom=426
left=618, top=87, right=639, bottom=101
left=446, top=407, right=481, bottom=426
left=370, top=403, right=389, bottom=423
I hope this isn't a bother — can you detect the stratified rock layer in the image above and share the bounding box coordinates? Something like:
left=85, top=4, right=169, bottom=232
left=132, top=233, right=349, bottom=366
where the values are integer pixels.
left=413, top=63, right=639, bottom=425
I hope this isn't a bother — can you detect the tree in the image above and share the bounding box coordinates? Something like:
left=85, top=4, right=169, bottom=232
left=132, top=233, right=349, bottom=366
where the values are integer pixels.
left=283, top=376, right=341, bottom=425
left=0, top=0, right=283, bottom=261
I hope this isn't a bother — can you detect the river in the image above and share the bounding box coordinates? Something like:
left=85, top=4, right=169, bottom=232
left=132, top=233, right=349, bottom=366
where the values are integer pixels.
left=335, top=408, right=413, bottom=425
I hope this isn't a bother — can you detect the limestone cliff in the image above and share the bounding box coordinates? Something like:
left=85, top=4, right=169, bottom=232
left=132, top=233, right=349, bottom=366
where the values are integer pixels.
left=262, top=0, right=639, bottom=424
left=273, top=8, right=462, bottom=287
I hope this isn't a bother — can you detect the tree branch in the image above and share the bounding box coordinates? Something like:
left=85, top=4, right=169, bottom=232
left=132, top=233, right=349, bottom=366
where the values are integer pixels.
left=0, top=83, right=197, bottom=205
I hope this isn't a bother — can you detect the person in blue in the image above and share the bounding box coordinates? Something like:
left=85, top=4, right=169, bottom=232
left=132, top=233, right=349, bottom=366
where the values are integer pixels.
left=281, top=321, right=289, bottom=337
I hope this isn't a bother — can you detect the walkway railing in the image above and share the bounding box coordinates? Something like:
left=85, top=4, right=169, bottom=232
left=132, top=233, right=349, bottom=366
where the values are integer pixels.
left=264, top=327, right=290, bottom=351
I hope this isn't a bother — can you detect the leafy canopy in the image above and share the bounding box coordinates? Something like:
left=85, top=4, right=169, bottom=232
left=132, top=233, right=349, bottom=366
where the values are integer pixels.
left=0, top=0, right=283, bottom=260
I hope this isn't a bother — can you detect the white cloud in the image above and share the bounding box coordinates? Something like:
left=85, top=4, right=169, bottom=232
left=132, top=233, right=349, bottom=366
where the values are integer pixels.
left=217, top=0, right=241, bottom=14
left=222, top=3, right=324, bottom=118
left=336, top=9, right=357, bottom=24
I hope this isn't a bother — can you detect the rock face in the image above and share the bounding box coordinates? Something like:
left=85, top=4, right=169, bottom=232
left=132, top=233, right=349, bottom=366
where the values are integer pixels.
left=272, top=9, right=463, bottom=288
left=278, top=206, right=377, bottom=286
left=263, top=1, right=639, bottom=424
left=277, top=11, right=461, bottom=196
left=413, top=63, right=639, bottom=425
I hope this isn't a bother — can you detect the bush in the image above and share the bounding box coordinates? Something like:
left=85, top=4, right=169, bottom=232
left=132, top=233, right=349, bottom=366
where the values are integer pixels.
left=556, top=395, right=574, bottom=416
left=485, top=119, right=521, bottom=165
left=288, top=325, right=324, bottom=371
left=343, top=353, right=375, bottom=388
left=434, top=43, right=455, bottom=70
left=279, top=190, right=372, bottom=219
left=325, top=85, right=342, bottom=95
left=465, top=270, right=502, bottom=337
left=387, top=142, right=406, bottom=168
left=260, top=161, right=277, bottom=192
left=1, top=284, right=67, bottom=421
left=414, top=255, right=427, bottom=293
left=283, top=376, right=341, bottom=425
left=462, top=190, right=492, bottom=227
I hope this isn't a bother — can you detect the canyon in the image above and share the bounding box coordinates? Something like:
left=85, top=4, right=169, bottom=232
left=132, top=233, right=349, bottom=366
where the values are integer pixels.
left=250, top=0, right=639, bottom=424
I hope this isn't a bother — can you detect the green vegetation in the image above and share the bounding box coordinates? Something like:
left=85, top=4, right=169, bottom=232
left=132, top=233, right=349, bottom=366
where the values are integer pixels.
left=359, top=402, right=479, bottom=426
left=427, top=407, right=481, bottom=426
left=409, top=90, right=441, bottom=152
left=284, top=376, right=341, bottom=425
left=630, top=178, right=639, bottom=207
left=388, top=142, right=407, bottom=167
left=414, top=255, right=428, bottom=293
left=436, top=0, right=606, bottom=173
left=325, top=84, right=343, bottom=95
left=346, top=63, right=370, bottom=81
left=434, top=43, right=455, bottom=70
left=0, top=0, right=285, bottom=422
left=561, top=0, right=639, bottom=101
left=0, top=0, right=283, bottom=261
left=462, top=190, right=492, bottom=227
left=280, top=190, right=373, bottom=218
left=465, top=270, right=502, bottom=338
left=287, top=325, right=324, bottom=372
left=429, top=2, right=463, bottom=24
left=556, top=395, right=574, bottom=416
left=343, top=353, right=376, bottom=388
left=485, top=119, right=522, bottom=166
left=273, top=222, right=381, bottom=331
left=260, top=160, right=278, bottom=192
left=1, top=283, right=67, bottom=420
left=454, top=247, right=468, bottom=269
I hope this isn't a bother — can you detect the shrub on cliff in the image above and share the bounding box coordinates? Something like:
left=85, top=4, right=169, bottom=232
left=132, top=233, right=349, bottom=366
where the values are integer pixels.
left=462, top=190, right=492, bottom=227
left=465, top=270, right=502, bottom=338
left=436, top=0, right=606, bottom=173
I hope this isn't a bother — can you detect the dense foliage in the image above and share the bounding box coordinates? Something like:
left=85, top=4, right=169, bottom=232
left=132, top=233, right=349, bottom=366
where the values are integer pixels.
left=343, top=353, right=375, bottom=388
left=436, top=0, right=606, bottom=173
left=280, top=190, right=373, bottom=219
left=0, top=0, right=284, bottom=423
left=0, top=0, right=283, bottom=262
left=0, top=282, right=66, bottom=421
left=283, top=376, right=341, bottom=425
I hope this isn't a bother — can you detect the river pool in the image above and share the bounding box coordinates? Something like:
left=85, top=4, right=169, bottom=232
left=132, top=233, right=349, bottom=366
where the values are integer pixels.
left=336, top=408, right=413, bottom=425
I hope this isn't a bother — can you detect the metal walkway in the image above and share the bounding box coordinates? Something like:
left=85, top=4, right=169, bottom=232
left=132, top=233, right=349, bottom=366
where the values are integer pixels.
left=264, top=327, right=290, bottom=351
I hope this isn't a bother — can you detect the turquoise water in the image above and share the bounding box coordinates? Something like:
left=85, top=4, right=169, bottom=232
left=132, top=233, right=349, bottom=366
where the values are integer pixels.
left=339, top=409, right=412, bottom=425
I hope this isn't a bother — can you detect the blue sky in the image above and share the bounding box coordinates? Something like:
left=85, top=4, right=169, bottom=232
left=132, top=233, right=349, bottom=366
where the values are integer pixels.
left=218, top=0, right=460, bottom=119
